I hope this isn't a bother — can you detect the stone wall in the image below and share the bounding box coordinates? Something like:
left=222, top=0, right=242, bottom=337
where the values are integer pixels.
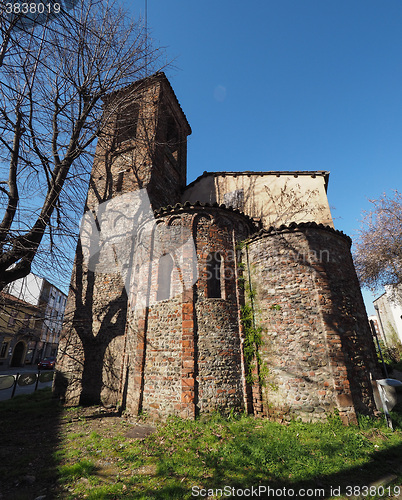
left=245, top=223, right=380, bottom=423
left=54, top=243, right=127, bottom=406
left=193, top=209, right=248, bottom=415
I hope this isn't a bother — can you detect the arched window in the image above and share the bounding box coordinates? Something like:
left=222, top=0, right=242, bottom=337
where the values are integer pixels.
left=207, top=252, right=222, bottom=298
left=166, top=115, right=178, bottom=144
left=157, top=253, right=174, bottom=301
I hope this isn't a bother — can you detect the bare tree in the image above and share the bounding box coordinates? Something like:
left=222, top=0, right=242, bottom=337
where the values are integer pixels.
left=0, top=0, right=162, bottom=290
left=354, top=190, right=402, bottom=296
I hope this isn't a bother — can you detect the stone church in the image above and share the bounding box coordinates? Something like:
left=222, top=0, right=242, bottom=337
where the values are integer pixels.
left=55, top=72, right=380, bottom=424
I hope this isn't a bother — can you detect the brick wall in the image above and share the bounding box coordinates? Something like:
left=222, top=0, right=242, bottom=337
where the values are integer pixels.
left=86, top=76, right=190, bottom=213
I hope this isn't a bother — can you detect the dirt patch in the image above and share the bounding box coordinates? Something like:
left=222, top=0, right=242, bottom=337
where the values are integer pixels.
left=125, top=424, right=156, bottom=439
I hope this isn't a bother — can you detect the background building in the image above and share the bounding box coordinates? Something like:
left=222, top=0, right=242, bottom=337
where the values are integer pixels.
left=0, top=293, right=43, bottom=367
left=2, top=273, right=67, bottom=365
left=373, top=287, right=402, bottom=347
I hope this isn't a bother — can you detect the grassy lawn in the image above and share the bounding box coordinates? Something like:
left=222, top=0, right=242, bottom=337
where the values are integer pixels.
left=1, top=389, right=402, bottom=499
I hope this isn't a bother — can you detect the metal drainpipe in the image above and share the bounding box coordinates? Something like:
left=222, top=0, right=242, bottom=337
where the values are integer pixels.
left=370, top=319, right=388, bottom=378
left=374, top=304, right=389, bottom=346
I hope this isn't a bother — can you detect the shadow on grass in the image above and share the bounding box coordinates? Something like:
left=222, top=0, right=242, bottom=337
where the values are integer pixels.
left=1, top=392, right=402, bottom=500
left=121, top=415, right=402, bottom=500
left=119, top=442, right=402, bottom=500
left=0, top=388, right=62, bottom=500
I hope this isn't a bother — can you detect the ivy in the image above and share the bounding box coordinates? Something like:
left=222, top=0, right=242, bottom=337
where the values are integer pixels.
left=238, top=243, right=269, bottom=388
left=270, top=304, right=281, bottom=311
left=240, top=304, right=268, bottom=386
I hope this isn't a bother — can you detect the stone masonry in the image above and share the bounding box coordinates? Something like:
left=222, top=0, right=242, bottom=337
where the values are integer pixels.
left=245, top=224, right=379, bottom=424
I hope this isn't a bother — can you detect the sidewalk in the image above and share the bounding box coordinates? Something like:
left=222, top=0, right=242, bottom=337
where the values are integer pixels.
left=0, top=367, right=55, bottom=401
left=0, top=365, right=40, bottom=376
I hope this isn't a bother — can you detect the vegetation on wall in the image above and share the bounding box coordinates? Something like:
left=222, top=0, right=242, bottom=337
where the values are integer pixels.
left=238, top=243, right=268, bottom=387
left=240, top=303, right=267, bottom=386
left=376, top=337, right=402, bottom=374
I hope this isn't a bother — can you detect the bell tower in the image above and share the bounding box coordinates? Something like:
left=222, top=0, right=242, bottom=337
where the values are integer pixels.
left=87, top=72, right=192, bottom=211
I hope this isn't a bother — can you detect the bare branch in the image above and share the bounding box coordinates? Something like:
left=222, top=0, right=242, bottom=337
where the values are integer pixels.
left=0, top=0, right=165, bottom=290
left=0, top=106, right=22, bottom=242
left=353, top=190, right=402, bottom=294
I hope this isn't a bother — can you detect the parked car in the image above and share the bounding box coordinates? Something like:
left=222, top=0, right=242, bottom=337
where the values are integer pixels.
left=37, top=357, right=56, bottom=370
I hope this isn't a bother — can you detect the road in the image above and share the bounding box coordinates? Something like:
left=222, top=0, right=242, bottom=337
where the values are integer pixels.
left=0, top=366, right=54, bottom=401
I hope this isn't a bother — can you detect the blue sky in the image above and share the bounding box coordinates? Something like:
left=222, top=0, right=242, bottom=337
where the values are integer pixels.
left=125, top=0, right=402, bottom=313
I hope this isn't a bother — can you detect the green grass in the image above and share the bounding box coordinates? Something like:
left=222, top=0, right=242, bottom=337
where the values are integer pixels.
left=54, top=409, right=402, bottom=499
left=1, top=391, right=402, bottom=499
left=59, top=459, right=97, bottom=480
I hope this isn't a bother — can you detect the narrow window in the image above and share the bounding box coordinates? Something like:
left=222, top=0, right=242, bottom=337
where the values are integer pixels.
left=157, top=253, right=174, bottom=301
left=207, top=252, right=222, bottom=298
left=116, top=171, right=124, bottom=192
left=115, top=102, right=139, bottom=145
left=166, top=115, right=179, bottom=159
left=8, top=311, right=17, bottom=327
left=167, top=115, right=177, bottom=138
left=0, top=341, right=9, bottom=358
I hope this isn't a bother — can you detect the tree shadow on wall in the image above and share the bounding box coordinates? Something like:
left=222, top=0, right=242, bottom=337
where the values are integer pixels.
left=55, top=240, right=128, bottom=406
left=0, top=390, right=63, bottom=500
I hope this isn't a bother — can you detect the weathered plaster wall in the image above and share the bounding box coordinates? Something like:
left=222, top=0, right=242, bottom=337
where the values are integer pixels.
left=183, top=171, right=333, bottom=228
